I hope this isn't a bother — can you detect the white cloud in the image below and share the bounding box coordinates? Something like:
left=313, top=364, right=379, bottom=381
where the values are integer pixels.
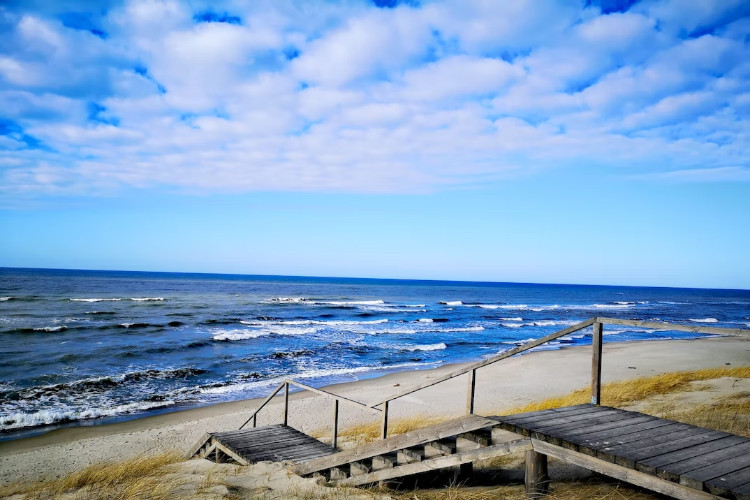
left=0, top=0, right=748, bottom=199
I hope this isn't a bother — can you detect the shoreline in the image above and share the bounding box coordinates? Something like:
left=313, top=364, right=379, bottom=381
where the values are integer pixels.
left=1, top=335, right=748, bottom=484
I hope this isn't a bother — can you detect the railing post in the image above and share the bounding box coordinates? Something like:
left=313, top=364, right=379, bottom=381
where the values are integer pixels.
left=381, top=400, right=389, bottom=439
left=332, top=399, right=339, bottom=449
left=466, top=368, right=476, bottom=414
left=591, top=321, right=603, bottom=405
left=283, top=381, right=289, bottom=425
left=252, top=414, right=256, bottom=428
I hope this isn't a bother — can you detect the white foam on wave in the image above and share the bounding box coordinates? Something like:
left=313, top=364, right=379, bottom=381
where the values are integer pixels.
left=0, top=399, right=176, bottom=431
left=499, top=317, right=523, bottom=321
left=363, top=325, right=484, bottom=335
left=268, top=297, right=306, bottom=303
left=418, top=318, right=433, bottom=323
left=201, top=361, right=440, bottom=395
left=501, top=320, right=577, bottom=328
left=689, top=318, right=718, bottom=323
left=241, top=319, right=389, bottom=326
left=130, top=297, right=165, bottom=302
left=593, top=303, right=633, bottom=309
left=70, top=298, right=122, bottom=302
left=0, top=297, right=12, bottom=301
left=359, top=306, right=427, bottom=313
left=36, top=326, right=67, bottom=332
left=476, top=304, right=502, bottom=309
left=319, top=300, right=385, bottom=306
left=212, top=329, right=272, bottom=341
left=387, top=342, right=447, bottom=352
left=212, top=325, right=321, bottom=341
left=440, top=301, right=463, bottom=306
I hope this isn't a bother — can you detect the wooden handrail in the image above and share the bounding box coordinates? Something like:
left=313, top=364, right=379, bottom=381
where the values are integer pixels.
left=595, top=317, right=750, bottom=337
left=370, top=318, right=598, bottom=408
left=238, top=380, right=287, bottom=429
left=286, top=380, right=381, bottom=413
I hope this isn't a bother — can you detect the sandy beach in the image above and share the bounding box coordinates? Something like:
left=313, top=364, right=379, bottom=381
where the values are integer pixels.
left=1, top=336, right=748, bottom=486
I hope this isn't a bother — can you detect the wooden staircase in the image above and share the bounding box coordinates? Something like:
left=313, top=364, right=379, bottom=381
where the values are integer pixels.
left=292, top=415, right=531, bottom=486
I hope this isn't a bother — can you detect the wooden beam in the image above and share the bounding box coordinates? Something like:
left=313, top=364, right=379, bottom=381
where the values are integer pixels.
left=531, top=439, right=717, bottom=500
left=283, top=381, right=289, bottom=426
left=332, top=399, right=339, bottom=449
left=466, top=369, right=476, bottom=414
left=591, top=321, right=603, bottom=405
left=597, top=317, right=750, bottom=337
left=336, top=438, right=532, bottom=486
left=525, top=450, right=549, bottom=499
left=381, top=400, right=389, bottom=440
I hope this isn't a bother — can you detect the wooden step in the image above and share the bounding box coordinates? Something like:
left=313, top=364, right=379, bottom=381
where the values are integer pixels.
left=294, top=414, right=499, bottom=476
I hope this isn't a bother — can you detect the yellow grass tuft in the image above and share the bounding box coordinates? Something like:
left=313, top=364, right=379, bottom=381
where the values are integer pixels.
left=643, top=392, right=750, bottom=437
left=336, top=415, right=446, bottom=445
left=499, top=365, right=750, bottom=415
left=0, top=451, right=183, bottom=499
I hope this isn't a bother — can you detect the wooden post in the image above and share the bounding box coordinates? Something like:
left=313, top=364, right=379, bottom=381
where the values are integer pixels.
left=332, top=399, right=339, bottom=449
left=381, top=400, right=389, bottom=439
left=283, top=381, right=289, bottom=425
left=252, top=413, right=256, bottom=428
left=525, top=450, right=549, bottom=499
left=591, top=321, right=603, bottom=405
left=466, top=368, right=476, bottom=414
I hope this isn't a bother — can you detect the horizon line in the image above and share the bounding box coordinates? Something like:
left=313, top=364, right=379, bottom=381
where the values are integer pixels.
left=2, top=266, right=748, bottom=293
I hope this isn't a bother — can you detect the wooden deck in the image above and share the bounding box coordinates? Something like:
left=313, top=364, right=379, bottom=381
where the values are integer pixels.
left=493, top=404, right=750, bottom=500
left=190, top=424, right=338, bottom=465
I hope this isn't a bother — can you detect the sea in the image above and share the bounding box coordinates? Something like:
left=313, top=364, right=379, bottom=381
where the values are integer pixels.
left=1, top=267, right=748, bottom=440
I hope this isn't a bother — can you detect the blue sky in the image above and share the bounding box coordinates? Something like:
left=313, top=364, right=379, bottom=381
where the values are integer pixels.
left=0, top=0, right=748, bottom=289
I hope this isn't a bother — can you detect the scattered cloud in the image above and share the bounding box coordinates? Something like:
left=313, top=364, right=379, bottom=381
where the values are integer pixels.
left=0, top=0, right=748, bottom=198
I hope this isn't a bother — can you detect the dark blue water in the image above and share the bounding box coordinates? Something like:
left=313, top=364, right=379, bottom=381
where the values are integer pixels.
left=1, top=268, right=748, bottom=438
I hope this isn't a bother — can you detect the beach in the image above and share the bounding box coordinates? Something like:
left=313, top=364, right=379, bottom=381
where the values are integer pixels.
left=1, top=335, right=747, bottom=486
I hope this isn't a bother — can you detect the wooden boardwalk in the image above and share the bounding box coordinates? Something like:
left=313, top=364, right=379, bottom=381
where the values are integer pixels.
left=493, top=404, right=750, bottom=500
left=190, top=424, right=337, bottom=465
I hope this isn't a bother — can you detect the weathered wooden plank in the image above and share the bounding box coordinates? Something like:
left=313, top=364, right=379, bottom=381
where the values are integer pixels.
left=731, top=480, right=750, bottom=500
left=636, top=435, right=746, bottom=472
left=294, top=414, right=500, bottom=475
left=704, top=465, right=750, bottom=497
left=531, top=439, right=717, bottom=500
left=657, top=441, right=750, bottom=482
left=212, top=441, right=250, bottom=466
left=577, top=421, right=690, bottom=456
left=592, top=422, right=700, bottom=455
left=523, top=409, right=636, bottom=434
left=335, top=438, right=532, bottom=486
left=187, top=432, right=212, bottom=459
left=495, top=404, right=597, bottom=424
left=509, top=408, right=625, bottom=432
left=681, top=457, right=750, bottom=492
left=543, top=415, right=656, bottom=445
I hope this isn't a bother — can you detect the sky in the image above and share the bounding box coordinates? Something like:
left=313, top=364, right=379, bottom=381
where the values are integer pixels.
left=0, top=0, right=748, bottom=289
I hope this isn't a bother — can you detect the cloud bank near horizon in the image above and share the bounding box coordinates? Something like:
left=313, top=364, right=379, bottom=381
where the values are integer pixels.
left=1, top=0, right=749, bottom=198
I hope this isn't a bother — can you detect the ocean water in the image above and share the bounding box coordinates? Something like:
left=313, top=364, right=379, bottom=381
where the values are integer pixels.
left=1, top=268, right=748, bottom=439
